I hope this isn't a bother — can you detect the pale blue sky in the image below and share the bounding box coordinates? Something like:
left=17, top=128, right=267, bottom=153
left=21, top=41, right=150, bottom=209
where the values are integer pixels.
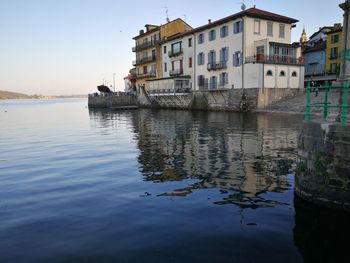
left=0, top=0, right=343, bottom=95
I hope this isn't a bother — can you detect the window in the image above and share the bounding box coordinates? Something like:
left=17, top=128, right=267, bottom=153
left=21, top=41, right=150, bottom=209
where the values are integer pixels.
left=198, top=52, right=205, bottom=65
left=292, top=71, right=297, bottom=77
left=266, top=70, right=273, bottom=76
left=150, top=64, right=156, bottom=73
left=257, top=46, right=265, bottom=56
left=330, top=63, right=338, bottom=74
left=210, top=76, right=218, bottom=90
left=219, top=72, right=229, bottom=85
left=171, top=61, right=174, bottom=71
left=208, top=50, right=216, bottom=65
left=171, top=42, right=182, bottom=54
left=220, top=26, right=228, bottom=38
left=189, top=57, right=193, bottom=68
left=220, top=47, right=229, bottom=63
left=330, top=47, right=339, bottom=59
left=188, top=38, right=193, bottom=47
left=254, top=20, right=261, bottom=34
left=198, top=33, right=205, bottom=44
left=233, top=51, right=242, bottom=67
left=267, top=22, right=273, bottom=37
left=234, top=20, right=243, bottom=34
left=164, top=62, right=167, bottom=72
left=143, top=66, right=147, bottom=74
left=331, top=34, right=339, bottom=44
left=279, top=70, right=286, bottom=77
left=209, top=30, right=216, bottom=41
left=164, top=46, right=167, bottom=54
left=279, top=24, right=285, bottom=38
left=198, top=75, right=205, bottom=87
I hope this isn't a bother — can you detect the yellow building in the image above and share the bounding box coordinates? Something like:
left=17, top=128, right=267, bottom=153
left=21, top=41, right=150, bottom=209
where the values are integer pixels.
left=326, top=25, right=343, bottom=75
left=132, top=19, right=192, bottom=88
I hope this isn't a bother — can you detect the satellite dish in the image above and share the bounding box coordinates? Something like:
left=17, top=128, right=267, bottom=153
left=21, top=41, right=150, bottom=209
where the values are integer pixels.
left=241, top=3, right=246, bottom=11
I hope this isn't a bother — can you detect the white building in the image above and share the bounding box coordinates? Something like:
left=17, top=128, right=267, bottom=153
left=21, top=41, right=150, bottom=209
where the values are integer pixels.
left=147, top=7, right=304, bottom=93
left=148, top=33, right=195, bottom=93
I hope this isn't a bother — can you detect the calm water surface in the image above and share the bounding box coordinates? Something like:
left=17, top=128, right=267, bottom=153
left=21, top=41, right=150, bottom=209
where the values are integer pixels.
left=0, top=99, right=349, bottom=263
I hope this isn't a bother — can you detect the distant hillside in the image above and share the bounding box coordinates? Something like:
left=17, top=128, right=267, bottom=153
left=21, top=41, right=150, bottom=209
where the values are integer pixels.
left=0, top=90, right=31, bottom=99
left=0, top=90, right=87, bottom=100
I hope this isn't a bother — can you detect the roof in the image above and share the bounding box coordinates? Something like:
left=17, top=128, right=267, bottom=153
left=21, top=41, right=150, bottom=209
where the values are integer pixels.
left=133, top=18, right=192, bottom=40
left=303, top=41, right=326, bottom=54
left=161, top=7, right=298, bottom=44
left=192, top=7, right=298, bottom=32
left=326, top=27, right=343, bottom=34
left=309, top=26, right=334, bottom=40
left=133, top=27, right=160, bottom=40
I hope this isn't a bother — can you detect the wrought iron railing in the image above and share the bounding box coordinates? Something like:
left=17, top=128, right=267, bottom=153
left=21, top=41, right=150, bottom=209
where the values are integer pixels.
left=169, top=69, right=183, bottom=76
left=133, top=55, right=156, bottom=66
left=168, top=49, right=183, bottom=58
left=207, top=61, right=227, bottom=71
left=136, top=71, right=156, bottom=78
left=132, top=39, right=160, bottom=52
left=246, top=55, right=304, bottom=65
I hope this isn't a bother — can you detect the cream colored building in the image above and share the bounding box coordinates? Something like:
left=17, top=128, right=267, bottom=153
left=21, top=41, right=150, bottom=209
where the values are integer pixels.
left=145, top=7, right=304, bottom=93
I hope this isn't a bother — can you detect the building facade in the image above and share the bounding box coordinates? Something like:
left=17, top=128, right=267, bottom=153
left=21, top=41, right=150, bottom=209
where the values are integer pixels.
left=145, top=7, right=304, bottom=94
left=303, top=25, right=341, bottom=83
left=132, top=19, right=192, bottom=88
left=326, top=25, right=343, bottom=75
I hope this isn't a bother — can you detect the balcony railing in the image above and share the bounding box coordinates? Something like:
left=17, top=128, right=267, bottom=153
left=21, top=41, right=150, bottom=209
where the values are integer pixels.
left=329, top=54, right=339, bottom=60
left=169, top=68, right=183, bottom=76
left=136, top=71, right=156, bottom=79
left=207, top=61, right=227, bottom=71
left=305, top=65, right=326, bottom=76
left=168, top=49, right=183, bottom=58
left=132, top=39, right=160, bottom=52
left=133, top=55, right=156, bottom=66
left=246, top=55, right=304, bottom=65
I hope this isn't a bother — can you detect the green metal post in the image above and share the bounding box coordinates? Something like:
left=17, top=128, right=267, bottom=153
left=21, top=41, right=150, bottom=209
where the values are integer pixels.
left=324, top=86, right=329, bottom=119
left=341, top=80, right=349, bottom=126
left=306, top=82, right=311, bottom=123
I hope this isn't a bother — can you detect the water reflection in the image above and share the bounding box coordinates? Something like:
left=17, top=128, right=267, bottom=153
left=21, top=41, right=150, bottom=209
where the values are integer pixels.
left=90, top=109, right=302, bottom=209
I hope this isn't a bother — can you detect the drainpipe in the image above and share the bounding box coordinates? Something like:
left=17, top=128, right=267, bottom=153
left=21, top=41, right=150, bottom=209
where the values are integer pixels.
left=194, top=34, right=197, bottom=91
left=242, top=17, right=245, bottom=90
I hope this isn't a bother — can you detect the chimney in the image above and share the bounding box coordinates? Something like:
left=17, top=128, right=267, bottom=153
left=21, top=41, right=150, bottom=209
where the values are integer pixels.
left=139, top=29, right=144, bottom=35
left=254, top=5, right=256, bottom=8
left=208, top=19, right=212, bottom=24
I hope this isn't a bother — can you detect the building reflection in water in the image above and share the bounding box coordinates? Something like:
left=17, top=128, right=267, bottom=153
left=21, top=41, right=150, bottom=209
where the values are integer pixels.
left=89, top=109, right=302, bottom=209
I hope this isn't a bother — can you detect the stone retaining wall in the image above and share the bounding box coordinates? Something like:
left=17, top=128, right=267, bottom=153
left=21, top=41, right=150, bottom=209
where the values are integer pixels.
left=88, top=93, right=137, bottom=108
left=138, top=88, right=300, bottom=111
left=89, top=88, right=301, bottom=111
left=296, top=122, right=350, bottom=212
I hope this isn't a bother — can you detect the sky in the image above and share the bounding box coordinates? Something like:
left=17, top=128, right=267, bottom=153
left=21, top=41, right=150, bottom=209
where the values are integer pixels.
left=0, top=0, right=343, bottom=95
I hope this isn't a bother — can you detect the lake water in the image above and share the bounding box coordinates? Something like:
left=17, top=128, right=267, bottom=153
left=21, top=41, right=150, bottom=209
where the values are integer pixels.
left=0, top=99, right=349, bottom=263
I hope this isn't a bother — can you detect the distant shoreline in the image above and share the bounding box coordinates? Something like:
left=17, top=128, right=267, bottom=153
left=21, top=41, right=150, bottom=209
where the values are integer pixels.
left=0, top=90, right=87, bottom=100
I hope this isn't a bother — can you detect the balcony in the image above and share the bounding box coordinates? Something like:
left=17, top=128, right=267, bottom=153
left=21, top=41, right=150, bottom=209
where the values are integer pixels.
left=132, top=39, right=160, bottom=52
left=207, top=61, right=227, bottom=71
left=246, top=54, right=304, bottom=65
left=169, top=68, right=183, bottom=77
left=136, top=71, right=157, bottom=79
left=133, top=55, right=156, bottom=66
left=305, top=64, right=326, bottom=76
left=168, top=49, right=183, bottom=58
left=329, top=54, right=339, bottom=60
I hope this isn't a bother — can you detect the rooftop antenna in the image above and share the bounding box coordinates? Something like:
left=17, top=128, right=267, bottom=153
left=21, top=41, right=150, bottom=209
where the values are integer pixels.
left=183, top=14, right=187, bottom=22
left=163, top=6, right=170, bottom=23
